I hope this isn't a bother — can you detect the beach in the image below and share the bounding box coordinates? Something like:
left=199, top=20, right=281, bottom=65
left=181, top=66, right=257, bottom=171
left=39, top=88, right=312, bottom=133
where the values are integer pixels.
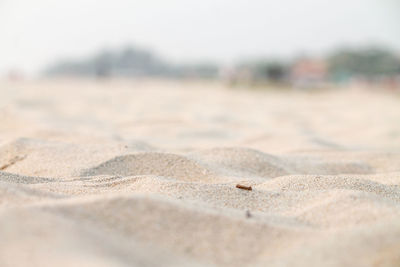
left=1, top=79, right=400, bottom=266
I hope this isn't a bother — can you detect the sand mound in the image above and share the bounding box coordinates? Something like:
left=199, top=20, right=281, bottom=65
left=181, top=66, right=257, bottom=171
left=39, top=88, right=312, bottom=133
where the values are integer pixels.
left=192, top=147, right=373, bottom=178
left=259, top=174, right=400, bottom=197
left=0, top=182, right=64, bottom=207
left=288, top=158, right=373, bottom=175
left=81, top=153, right=216, bottom=182
left=0, top=138, right=154, bottom=178
left=266, top=220, right=400, bottom=267
left=23, top=194, right=305, bottom=266
left=294, top=190, right=400, bottom=227
left=191, top=147, right=289, bottom=178
left=0, top=203, right=203, bottom=267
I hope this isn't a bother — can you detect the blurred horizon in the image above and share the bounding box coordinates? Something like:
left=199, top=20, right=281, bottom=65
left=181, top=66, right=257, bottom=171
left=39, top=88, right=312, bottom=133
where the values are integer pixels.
left=1, top=0, right=399, bottom=77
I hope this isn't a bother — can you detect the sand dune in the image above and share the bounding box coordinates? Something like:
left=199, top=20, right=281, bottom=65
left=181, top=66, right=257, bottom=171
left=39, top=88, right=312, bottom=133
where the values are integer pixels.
left=81, top=153, right=215, bottom=182
left=0, top=80, right=400, bottom=266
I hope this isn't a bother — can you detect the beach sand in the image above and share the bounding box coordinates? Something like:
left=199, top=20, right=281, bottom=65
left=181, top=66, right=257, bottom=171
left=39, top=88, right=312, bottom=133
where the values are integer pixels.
left=1, top=79, right=400, bottom=266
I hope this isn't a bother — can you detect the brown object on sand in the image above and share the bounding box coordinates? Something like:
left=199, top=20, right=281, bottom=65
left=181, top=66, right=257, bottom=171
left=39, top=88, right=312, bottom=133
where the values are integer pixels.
left=0, top=155, right=26, bottom=171
left=236, top=184, right=252, bottom=191
left=246, top=210, right=252, bottom=218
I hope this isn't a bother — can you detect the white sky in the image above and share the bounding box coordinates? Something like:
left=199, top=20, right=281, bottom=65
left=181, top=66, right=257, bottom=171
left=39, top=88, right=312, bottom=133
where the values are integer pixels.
left=0, top=0, right=399, bottom=75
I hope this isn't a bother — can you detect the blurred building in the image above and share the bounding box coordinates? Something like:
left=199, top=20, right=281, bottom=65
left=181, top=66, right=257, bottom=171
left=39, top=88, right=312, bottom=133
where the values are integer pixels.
left=291, top=58, right=328, bottom=89
left=222, top=61, right=289, bottom=87
left=6, top=70, right=25, bottom=81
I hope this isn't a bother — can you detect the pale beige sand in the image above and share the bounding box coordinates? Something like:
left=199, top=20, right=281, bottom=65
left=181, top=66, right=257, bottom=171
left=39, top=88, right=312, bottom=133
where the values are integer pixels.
left=0, top=79, right=400, bottom=267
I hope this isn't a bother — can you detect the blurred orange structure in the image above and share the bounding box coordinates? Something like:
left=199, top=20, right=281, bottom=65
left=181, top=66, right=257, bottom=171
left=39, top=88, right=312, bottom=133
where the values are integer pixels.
left=291, top=58, right=328, bottom=88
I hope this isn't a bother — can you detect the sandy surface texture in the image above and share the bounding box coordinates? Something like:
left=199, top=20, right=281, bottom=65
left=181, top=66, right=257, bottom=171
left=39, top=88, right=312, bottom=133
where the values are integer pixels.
left=1, top=79, right=400, bottom=267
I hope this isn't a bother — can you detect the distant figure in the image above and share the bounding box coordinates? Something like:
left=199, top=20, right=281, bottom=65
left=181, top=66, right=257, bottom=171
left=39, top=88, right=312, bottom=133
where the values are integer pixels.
left=7, top=70, right=25, bottom=81
left=95, top=64, right=111, bottom=78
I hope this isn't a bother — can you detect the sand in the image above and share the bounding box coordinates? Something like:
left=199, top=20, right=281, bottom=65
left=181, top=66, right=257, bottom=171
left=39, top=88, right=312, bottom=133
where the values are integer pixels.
left=0, top=79, right=400, bottom=267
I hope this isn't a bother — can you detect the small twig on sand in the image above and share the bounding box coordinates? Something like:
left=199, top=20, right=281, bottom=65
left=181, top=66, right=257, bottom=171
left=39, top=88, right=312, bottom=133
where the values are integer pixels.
left=236, top=184, right=252, bottom=191
left=0, top=155, right=26, bottom=171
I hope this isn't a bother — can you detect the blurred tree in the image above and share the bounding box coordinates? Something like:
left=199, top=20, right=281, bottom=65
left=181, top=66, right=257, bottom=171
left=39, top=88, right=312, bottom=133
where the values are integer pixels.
left=248, top=60, right=289, bottom=83
left=94, top=50, right=114, bottom=77
left=174, top=63, right=219, bottom=79
left=44, top=45, right=218, bottom=79
left=328, top=47, right=400, bottom=81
